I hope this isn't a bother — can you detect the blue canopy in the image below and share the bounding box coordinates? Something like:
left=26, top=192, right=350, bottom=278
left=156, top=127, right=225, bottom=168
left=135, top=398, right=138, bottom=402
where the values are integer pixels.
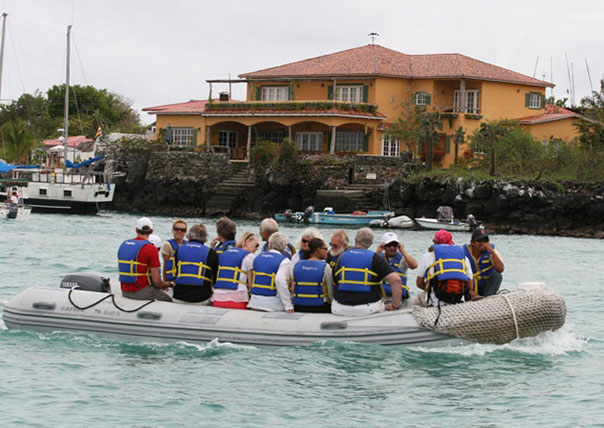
left=66, top=155, right=105, bottom=169
left=0, top=161, right=17, bottom=174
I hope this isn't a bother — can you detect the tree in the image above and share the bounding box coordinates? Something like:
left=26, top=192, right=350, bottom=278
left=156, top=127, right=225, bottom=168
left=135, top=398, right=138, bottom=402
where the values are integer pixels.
left=477, top=121, right=505, bottom=176
left=0, top=91, right=56, bottom=140
left=576, top=79, right=604, bottom=150
left=1, top=120, right=38, bottom=163
left=453, top=126, right=465, bottom=166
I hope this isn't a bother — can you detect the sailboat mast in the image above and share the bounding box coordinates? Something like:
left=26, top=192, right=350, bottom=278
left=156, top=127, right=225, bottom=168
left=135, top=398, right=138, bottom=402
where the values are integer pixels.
left=0, top=13, right=8, bottom=104
left=63, top=25, right=71, bottom=174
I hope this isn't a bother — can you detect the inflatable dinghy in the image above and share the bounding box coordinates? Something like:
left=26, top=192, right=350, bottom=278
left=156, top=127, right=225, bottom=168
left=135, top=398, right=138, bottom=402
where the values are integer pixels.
left=2, top=274, right=566, bottom=347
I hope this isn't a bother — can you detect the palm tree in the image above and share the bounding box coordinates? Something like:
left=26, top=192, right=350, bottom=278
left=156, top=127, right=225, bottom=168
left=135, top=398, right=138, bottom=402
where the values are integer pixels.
left=453, top=126, right=465, bottom=165
left=477, top=122, right=504, bottom=176
left=1, top=120, right=37, bottom=163
left=418, top=111, right=443, bottom=170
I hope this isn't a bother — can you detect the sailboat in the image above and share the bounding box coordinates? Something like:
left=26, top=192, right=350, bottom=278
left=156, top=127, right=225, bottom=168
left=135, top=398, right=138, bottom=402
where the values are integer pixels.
left=0, top=19, right=115, bottom=214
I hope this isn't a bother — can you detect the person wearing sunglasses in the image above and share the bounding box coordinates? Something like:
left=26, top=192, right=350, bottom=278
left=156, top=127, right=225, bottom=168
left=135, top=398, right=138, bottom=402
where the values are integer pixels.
left=376, top=232, right=417, bottom=302
left=161, top=219, right=187, bottom=283
left=463, top=228, right=504, bottom=297
left=290, top=228, right=323, bottom=269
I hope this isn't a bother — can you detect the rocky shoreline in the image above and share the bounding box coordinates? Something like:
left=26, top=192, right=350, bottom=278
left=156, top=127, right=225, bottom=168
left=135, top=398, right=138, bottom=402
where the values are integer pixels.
left=107, top=150, right=604, bottom=239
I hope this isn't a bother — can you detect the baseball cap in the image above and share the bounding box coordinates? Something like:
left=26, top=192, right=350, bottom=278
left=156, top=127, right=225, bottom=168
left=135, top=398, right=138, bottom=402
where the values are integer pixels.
left=433, top=230, right=454, bottom=245
left=149, top=234, right=162, bottom=249
left=136, top=217, right=153, bottom=232
left=381, top=232, right=399, bottom=245
left=471, top=228, right=489, bottom=241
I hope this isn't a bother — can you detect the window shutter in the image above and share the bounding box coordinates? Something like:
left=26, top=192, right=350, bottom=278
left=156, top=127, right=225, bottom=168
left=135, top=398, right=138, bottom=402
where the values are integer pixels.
left=328, top=86, right=333, bottom=100
left=363, top=85, right=369, bottom=103
left=446, top=135, right=451, bottom=154
left=193, top=128, right=198, bottom=146
left=363, top=134, right=369, bottom=152
left=525, top=93, right=530, bottom=107
left=255, top=87, right=261, bottom=101
left=426, top=93, right=432, bottom=105
left=541, top=94, right=546, bottom=109
left=412, top=93, right=417, bottom=105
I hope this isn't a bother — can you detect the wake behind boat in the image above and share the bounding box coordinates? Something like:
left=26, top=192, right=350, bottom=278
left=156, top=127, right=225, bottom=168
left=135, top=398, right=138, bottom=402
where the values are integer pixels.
left=2, top=273, right=566, bottom=347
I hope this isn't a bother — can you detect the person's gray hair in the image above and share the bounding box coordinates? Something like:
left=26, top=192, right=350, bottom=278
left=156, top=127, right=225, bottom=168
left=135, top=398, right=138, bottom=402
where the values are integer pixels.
left=259, top=218, right=279, bottom=235
left=188, top=224, right=208, bottom=243
left=268, top=232, right=288, bottom=252
left=296, top=227, right=323, bottom=249
left=355, top=227, right=374, bottom=249
left=332, top=229, right=349, bottom=247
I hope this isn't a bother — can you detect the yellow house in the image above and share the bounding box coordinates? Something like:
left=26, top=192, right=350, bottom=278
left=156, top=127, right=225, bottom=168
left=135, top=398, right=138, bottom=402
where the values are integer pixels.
left=144, top=45, right=580, bottom=167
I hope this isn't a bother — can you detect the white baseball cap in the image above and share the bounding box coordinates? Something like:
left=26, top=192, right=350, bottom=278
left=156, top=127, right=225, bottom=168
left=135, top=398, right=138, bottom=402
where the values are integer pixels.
left=149, top=234, right=162, bottom=249
left=381, top=232, right=399, bottom=245
left=136, top=217, right=153, bottom=232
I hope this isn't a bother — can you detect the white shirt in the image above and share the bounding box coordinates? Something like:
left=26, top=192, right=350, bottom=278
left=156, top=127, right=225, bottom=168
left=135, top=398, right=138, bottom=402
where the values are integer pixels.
left=416, top=249, right=473, bottom=306
left=10, top=195, right=18, bottom=204
left=212, top=252, right=254, bottom=303
left=248, top=249, right=294, bottom=312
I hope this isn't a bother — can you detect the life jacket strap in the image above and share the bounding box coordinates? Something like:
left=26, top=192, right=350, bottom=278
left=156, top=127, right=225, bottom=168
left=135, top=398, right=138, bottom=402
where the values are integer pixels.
left=425, top=258, right=466, bottom=282
left=216, top=266, right=248, bottom=285
left=177, top=261, right=213, bottom=283
left=335, top=266, right=381, bottom=286
left=252, top=271, right=276, bottom=290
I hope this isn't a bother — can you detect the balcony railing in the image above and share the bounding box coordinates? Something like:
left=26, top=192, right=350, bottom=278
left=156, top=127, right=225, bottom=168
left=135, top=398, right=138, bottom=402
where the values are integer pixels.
left=204, top=100, right=378, bottom=115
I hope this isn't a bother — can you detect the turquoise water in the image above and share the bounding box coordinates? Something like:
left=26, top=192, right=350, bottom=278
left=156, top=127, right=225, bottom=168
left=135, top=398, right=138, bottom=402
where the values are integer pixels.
left=0, top=212, right=600, bottom=427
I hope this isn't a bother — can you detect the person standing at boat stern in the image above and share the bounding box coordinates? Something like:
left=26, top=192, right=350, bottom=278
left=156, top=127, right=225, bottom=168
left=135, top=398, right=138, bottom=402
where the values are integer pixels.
left=248, top=232, right=294, bottom=313
left=161, top=219, right=187, bottom=283
left=415, top=230, right=478, bottom=307
left=210, top=216, right=237, bottom=255
left=173, top=224, right=218, bottom=304
left=259, top=218, right=296, bottom=259
left=332, top=228, right=403, bottom=316
left=376, top=232, right=418, bottom=301
left=291, top=238, right=333, bottom=313
left=326, top=229, right=349, bottom=270
left=464, top=228, right=504, bottom=297
left=118, top=217, right=172, bottom=302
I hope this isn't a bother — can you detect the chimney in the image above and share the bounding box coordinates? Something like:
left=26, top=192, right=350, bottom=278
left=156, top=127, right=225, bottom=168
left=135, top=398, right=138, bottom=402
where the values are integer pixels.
left=219, top=91, right=229, bottom=102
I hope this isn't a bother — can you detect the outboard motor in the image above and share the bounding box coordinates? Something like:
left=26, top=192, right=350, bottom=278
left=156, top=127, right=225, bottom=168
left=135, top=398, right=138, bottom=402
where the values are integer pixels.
left=467, top=214, right=481, bottom=231
left=284, top=209, right=294, bottom=222
left=303, top=205, right=315, bottom=224
left=61, top=273, right=110, bottom=293
left=7, top=204, right=18, bottom=219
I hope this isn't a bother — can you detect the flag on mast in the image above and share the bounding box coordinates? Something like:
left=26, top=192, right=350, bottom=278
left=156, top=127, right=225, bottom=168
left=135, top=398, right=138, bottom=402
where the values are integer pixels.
left=95, top=126, right=102, bottom=138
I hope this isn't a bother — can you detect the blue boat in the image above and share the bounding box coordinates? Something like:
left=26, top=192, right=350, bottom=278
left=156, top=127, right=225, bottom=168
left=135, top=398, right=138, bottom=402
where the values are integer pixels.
left=274, top=207, right=393, bottom=226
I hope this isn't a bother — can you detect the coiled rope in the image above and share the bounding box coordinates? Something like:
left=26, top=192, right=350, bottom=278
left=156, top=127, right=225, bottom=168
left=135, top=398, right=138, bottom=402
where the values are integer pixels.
left=68, top=286, right=155, bottom=313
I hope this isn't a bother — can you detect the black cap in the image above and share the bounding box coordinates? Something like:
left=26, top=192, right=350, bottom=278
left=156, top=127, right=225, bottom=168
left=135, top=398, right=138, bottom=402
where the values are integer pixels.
left=471, top=228, right=489, bottom=241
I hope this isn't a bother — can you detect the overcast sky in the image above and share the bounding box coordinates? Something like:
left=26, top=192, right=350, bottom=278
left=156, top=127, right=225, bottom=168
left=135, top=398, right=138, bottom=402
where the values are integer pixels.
left=0, top=0, right=602, bottom=126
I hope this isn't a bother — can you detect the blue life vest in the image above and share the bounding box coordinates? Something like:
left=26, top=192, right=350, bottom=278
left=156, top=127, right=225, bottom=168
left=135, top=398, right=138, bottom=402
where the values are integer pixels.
left=175, top=241, right=213, bottom=286
left=215, top=247, right=250, bottom=290
left=292, top=260, right=327, bottom=306
left=165, top=239, right=183, bottom=281
left=463, top=244, right=495, bottom=292
left=425, top=245, right=469, bottom=283
left=117, top=239, right=151, bottom=284
left=215, top=239, right=236, bottom=254
left=251, top=251, right=285, bottom=296
left=380, top=252, right=409, bottom=297
left=335, top=249, right=380, bottom=293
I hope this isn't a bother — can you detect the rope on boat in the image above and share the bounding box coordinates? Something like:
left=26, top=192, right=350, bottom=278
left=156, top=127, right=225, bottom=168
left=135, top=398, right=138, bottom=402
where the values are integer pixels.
left=500, top=293, right=520, bottom=340
left=68, top=286, right=155, bottom=313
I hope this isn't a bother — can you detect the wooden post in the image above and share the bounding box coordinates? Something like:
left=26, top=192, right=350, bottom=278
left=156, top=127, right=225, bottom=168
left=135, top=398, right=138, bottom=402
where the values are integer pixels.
left=330, top=125, right=336, bottom=154
left=288, top=125, right=292, bottom=141
left=206, top=125, right=211, bottom=152
left=246, top=126, right=252, bottom=160
left=459, top=79, right=466, bottom=113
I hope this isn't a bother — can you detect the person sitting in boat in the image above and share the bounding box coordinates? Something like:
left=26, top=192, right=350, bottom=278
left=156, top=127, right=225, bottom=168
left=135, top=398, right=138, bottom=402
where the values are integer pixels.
left=290, top=227, right=323, bottom=268
left=376, top=232, right=418, bottom=301
left=326, top=229, right=349, bottom=269
left=212, top=232, right=259, bottom=309
left=415, top=230, right=479, bottom=307
left=463, top=228, right=504, bottom=297
left=173, top=224, right=219, bottom=304
left=259, top=218, right=296, bottom=259
left=331, top=228, right=403, bottom=316
left=149, top=234, right=162, bottom=252
left=210, top=216, right=237, bottom=254
left=291, top=238, right=333, bottom=313
left=248, top=232, right=294, bottom=313
left=118, top=217, right=172, bottom=302
left=161, top=219, right=187, bottom=283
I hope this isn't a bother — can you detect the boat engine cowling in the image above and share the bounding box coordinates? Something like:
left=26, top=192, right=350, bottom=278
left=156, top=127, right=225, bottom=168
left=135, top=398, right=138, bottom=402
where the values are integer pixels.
left=60, top=273, right=110, bottom=293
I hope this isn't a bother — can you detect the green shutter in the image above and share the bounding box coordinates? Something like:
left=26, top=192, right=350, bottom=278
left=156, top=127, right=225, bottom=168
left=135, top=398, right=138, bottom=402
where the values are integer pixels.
left=363, top=85, right=369, bottom=103
left=541, top=94, right=546, bottom=109
left=192, top=128, right=198, bottom=146
left=363, top=134, right=369, bottom=152
left=255, top=87, right=261, bottom=101
left=426, top=93, right=432, bottom=105
left=446, top=135, right=451, bottom=154
left=328, top=86, right=333, bottom=100
left=525, top=93, right=530, bottom=107
left=412, top=93, right=417, bottom=105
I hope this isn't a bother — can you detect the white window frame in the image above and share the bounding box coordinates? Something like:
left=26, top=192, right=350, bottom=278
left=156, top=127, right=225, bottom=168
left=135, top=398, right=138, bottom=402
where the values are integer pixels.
left=261, top=86, right=289, bottom=101
left=335, top=85, right=363, bottom=103
left=257, top=130, right=285, bottom=143
left=415, top=92, right=429, bottom=106
left=381, top=135, right=400, bottom=157
left=454, top=89, right=480, bottom=113
left=295, top=132, right=323, bottom=151
left=335, top=131, right=364, bottom=152
left=172, top=128, right=195, bottom=147
left=218, top=130, right=237, bottom=148
left=528, top=93, right=541, bottom=109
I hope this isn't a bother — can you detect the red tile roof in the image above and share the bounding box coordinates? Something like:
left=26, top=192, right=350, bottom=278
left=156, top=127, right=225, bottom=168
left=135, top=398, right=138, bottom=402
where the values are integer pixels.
left=143, top=100, right=210, bottom=114
left=519, top=104, right=581, bottom=124
left=43, top=135, right=92, bottom=147
left=240, top=44, right=553, bottom=88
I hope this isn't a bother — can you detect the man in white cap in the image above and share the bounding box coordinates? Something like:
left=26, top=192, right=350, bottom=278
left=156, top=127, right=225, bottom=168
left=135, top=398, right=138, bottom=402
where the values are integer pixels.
left=117, top=217, right=172, bottom=301
left=376, top=232, right=417, bottom=301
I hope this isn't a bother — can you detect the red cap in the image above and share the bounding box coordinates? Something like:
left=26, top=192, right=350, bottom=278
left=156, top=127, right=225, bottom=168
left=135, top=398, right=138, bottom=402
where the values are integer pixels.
left=434, top=230, right=454, bottom=245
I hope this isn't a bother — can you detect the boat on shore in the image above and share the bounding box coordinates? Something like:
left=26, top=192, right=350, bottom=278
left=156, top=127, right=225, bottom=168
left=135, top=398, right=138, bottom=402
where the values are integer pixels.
left=275, top=207, right=392, bottom=226
left=369, top=214, right=414, bottom=229
left=2, top=274, right=566, bottom=347
left=414, top=217, right=470, bottom=231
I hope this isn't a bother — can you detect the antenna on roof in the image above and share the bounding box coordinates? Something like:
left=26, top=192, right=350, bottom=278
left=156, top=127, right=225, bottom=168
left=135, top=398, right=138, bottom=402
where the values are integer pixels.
left=368, top=32, right=379, bottom=45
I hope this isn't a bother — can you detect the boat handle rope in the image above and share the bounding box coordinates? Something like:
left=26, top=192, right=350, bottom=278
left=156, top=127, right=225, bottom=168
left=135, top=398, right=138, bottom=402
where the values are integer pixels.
left=68, top=286, right=155, bottom=313
left=500, top=293, right=520, bottom=340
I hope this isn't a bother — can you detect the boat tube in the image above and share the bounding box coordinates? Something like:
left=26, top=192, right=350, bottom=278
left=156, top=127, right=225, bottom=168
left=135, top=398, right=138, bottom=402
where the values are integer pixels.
left=2, top=274, right=566, bottom=347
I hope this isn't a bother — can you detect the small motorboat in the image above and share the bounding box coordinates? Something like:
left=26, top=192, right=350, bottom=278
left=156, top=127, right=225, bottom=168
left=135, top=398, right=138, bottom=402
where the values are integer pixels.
left=414, top=217, right=470, bottom=231
left=0, top=202, right=31, bottom=220
left=369, top=214, right=414, bottom=229
left=2, top=273, right=566, bottom=347
left=275, top=206, right=393, bottom=226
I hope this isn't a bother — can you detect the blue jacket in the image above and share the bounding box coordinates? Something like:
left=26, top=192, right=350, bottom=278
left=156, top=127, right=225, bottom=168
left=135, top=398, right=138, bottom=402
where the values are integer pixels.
left=175, top=241, right=213, bottom=287
left=292, top=260, right=327, bottom=306
left=334, top=248, right=380, bottom=293
left=118, top=239, right=150, bottom=284
left=463, top=244, right=495, bottom=291
left=251, top=251, right=285, bottom=297
left=380, top=252, right=409, bottom=298
left=215, top=247, right=249, bottom=290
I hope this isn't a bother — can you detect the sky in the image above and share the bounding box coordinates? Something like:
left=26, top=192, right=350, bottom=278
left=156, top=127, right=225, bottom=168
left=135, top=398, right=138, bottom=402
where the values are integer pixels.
left=0, top=0, right=602, bottom=127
